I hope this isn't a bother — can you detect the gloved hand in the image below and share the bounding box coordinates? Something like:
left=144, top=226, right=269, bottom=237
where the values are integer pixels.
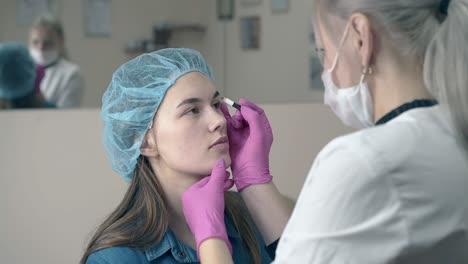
left=221, top=98, right=273, bottom=192
left=182, top=159, right=234, bottom=258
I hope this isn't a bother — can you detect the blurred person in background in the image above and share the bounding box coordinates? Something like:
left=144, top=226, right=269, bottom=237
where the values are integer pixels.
left=29, top=15, right=84, bottom=108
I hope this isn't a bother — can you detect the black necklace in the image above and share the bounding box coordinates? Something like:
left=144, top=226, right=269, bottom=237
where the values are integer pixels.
left=375, top=99, right=438, bottom=125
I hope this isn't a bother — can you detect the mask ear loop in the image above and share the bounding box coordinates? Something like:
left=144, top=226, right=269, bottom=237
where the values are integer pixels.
left=328, top=21, right=352, bottom=73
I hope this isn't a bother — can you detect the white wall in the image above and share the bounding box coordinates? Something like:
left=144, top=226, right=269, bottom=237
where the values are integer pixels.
left=0, top=104, right=351, bottom=263
left=265, top=103, right=353, bottom=199
left=0, top=109, right=127, bottom=263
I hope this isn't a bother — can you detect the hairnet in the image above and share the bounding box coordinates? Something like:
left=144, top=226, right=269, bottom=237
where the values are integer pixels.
left=101, top=48, right=214, bottom=181
left=0, top=43, right=36, bottom=100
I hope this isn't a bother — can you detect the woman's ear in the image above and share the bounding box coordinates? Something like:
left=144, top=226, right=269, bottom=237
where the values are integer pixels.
left=349, top=13, right=374, bottom=68
left=140, top=129, right=159, bottom=157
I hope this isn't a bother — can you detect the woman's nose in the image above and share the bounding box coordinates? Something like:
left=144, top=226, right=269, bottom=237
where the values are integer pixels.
left=208, top=110, right=227, bottom=132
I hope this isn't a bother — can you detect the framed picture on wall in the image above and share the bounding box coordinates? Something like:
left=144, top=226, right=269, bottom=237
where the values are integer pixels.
left=16, top=0, right=59, bottom=25
left=271, top=0, right=289, bottom=13
left=240, top=16, right=261, bottom=50
left=218, top=0, right=234, bottom=21
left=241, top=0, right=262, bottom=7
left=83, top=0, right=112, bottom=37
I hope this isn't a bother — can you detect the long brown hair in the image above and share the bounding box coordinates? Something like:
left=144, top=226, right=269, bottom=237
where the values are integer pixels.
left=81, top=156, right=261, bottom=263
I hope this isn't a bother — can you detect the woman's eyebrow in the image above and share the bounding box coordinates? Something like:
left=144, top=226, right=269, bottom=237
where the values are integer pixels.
left=177, top=98, right=201, bottom=108
left=177, top=91, right=221, bottom=108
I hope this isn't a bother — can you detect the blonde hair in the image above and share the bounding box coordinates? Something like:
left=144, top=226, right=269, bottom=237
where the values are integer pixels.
left=314, top=0, right=468, bottom=151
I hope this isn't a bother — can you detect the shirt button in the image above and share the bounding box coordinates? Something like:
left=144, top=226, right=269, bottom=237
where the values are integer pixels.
left=178, top=251, right=186, bottom=258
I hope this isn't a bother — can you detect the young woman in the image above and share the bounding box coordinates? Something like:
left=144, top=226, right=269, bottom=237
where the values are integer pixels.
left=81, top=48, right=275, bottom=263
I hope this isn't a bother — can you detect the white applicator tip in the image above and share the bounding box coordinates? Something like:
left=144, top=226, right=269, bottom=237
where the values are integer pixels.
left=223, top=97, right=241, bottom=110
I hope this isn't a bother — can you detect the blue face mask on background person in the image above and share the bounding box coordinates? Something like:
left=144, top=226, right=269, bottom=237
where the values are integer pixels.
left=321, top=22, right=374, bottom=129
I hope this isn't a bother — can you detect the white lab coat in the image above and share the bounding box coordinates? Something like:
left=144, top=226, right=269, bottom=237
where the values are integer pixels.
left=41, top=58, right=84, bottom=108
left=273, top=106, right=468, bottom=264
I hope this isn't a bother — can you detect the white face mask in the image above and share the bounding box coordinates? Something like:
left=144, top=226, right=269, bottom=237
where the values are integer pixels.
left=29, top=48, right=59, bottom=66
left=321, top=22, right=374, bottom=129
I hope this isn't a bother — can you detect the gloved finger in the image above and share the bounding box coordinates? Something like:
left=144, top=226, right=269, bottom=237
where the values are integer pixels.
left=220, top=103, right=232, bottom=122
left=239, top=98, right=265, bottom=115
left=233, top=110, right=244, bottom=122
left=232, top=110, right=247, bottom=129
left=225, top=170, right=231, bottom=180
left=231, top=118, right=242, bottom=129
left=223, top=179, right=234, bottom=191
left=238, top=105, right=260, bottom=127
left=230, top=110, right=244, bottom=129
left=227, top=129, right=243, bottom=150
left=235, top=102, right=262, bottom=128
left=221, top=103, right=243, bottom=129
left=239, top=103, right=273, bottom=136
left=207, top=159, right=228, bottom=188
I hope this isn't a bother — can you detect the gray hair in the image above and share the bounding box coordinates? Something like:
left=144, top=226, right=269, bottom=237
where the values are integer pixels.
left=31, top=14, right=68, bottom=59
left=32, top=14, right=65, bottom=40
left=314, top=0, right=468, bottom=151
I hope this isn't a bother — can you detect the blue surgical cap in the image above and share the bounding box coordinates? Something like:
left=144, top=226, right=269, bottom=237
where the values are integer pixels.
left=101, top=48, right=214, bottom=181
left=0, top=43, right=36, bottom=99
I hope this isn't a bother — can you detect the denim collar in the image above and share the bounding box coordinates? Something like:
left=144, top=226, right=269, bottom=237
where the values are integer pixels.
left=144, top=214, right=240, bottom=262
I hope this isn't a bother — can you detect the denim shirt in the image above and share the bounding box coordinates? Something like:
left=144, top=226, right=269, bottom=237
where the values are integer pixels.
left=86, top=215, right=273, bottom=263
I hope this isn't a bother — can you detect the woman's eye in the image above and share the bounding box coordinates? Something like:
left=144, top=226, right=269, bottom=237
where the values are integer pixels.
left=185, top=107, right=200, bottom=115
left=213, top=101, right=221, bottom=109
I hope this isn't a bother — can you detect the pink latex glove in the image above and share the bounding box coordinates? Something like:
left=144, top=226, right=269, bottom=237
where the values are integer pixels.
left=182, top=159, right=234, bottom=258
left=221, top=98, right=273, bottom=192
